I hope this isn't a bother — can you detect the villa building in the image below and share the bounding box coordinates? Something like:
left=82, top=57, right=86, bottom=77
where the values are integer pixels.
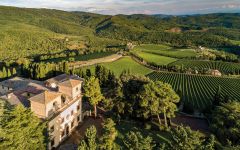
left=0, top=74, right=84, bottom=149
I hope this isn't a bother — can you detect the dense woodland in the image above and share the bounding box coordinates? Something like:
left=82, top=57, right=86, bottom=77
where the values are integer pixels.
left=0, top=6, right=239, bottom=60
left=1, top=65, right=239, bottom=149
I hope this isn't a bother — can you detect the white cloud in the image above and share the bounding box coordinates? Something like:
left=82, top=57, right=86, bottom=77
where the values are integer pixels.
left=0, top=0, right=239, bottom=15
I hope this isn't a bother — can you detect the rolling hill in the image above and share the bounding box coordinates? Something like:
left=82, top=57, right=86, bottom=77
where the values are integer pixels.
left=0, top=6, right=239, bottom=60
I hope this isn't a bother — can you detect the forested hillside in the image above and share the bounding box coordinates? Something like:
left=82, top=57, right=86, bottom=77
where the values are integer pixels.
left=96, top=14, right=240, bottom=50
left=0, top=6, right=120, bottom=60
left=0, top=6, right=239, bottom=60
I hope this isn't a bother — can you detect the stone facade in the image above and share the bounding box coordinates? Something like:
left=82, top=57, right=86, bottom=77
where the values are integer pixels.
left=0, top=74, right=84, bottom=149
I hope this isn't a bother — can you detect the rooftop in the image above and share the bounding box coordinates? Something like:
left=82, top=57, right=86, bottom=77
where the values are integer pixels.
left=58, top=79, right=82, bottom=88
left=0, top=77, right=47, bottom=91
left=29, top=90, right=62, bottom=104
left=46, top=74, right=83, bottom=85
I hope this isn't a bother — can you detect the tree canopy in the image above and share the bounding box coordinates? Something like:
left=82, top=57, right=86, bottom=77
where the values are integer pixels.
left=210, top=101, right=240, bottom=145
left=0, top=105, right=47, bottom=150
left=84, top=76, right=104, bottom=118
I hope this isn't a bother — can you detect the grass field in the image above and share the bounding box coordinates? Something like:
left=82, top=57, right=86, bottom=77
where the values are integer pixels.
left=133, top=44, right=171, bottom=51
left=169, top=60, right=240, bottom=74
left=133, top=44, right=197, bottom=58
left=147, top=71, right=240, bottom=111
left=136, top=51, right=177, bottom=65
left=80, top=57, right=153, bottom=76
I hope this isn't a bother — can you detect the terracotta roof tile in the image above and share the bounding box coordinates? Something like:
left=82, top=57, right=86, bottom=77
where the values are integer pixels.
left=58, top=79, right=82, bottom=88
left=29, top=91, right=61, bottom=104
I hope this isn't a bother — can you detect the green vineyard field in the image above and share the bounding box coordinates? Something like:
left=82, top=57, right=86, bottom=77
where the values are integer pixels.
left=169, top=60, right=240, bottom=74
left=147, top=71, right=240, bottom=111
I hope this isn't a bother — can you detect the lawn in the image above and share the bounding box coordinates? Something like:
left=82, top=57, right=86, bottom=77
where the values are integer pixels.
left=133, top=44, right=197, bottom=58
left=133, top=44, right=171, bottom=51
left=80, top=57, right=153, bottom=76
left=137, top=52, right=177, bottom=65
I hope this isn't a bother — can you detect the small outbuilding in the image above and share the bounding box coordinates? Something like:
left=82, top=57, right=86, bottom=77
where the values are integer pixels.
left=209, top=69, right=222, bottom=76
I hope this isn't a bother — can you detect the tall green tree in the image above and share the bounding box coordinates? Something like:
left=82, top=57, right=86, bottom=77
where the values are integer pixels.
left=0, top=105, right=46, bottom=150
left=7, top=69, right=11, bottom=77
left=84, top=76, right=104, bottom=118
left=86, top=69, right=92, bottom=78
left=99, top=118, right=118, bottom=150
left=95, top=65, right=108, bottom=87
left=78, top=126, right=98, bottom=150
left=210, top=101, right=240, bottom=145
left=12, top=68, right=17, bottom=76
left=162, top=82, right=180, bottom=127
left=170, top=125, right=204, bottom=150
left=139, top=81, right=163, bottom=126
left=123, top=131, right=155, bottom=150
left=139, top=81, right=179, bottom=128
left=2, top=67, right=7, bottom=78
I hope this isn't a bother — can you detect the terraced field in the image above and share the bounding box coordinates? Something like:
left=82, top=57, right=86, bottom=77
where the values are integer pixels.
left=133, top=44, right=197, bottom=58
left=169, top=60, right=240, bottom=74
left=147, top=71, right=240, bottom=111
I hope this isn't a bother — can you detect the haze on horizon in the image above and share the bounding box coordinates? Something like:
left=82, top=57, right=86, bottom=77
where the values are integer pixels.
left=0, top=0, right=240, bottom=15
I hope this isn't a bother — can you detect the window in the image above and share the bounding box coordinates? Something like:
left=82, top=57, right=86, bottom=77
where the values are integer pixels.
left=61, top=118, right=65, bottom=123
left=61, top=96, right=66, bottom=104
left=71, top=121, right=74, bottom=129
left=71, top=110, right=74, bottom=116
left=50, top=125, right=54, bottom=133
left=66, top=115, right=70, bottom=120
left=77, top=116, right=80, bottom=122
left=77, top=105, right=80, bottom=111
left=61, top=131, right=65, bottom=138
left=51, top=138, right=55, bottom=147
left=76, top=87, right=79, bottom=91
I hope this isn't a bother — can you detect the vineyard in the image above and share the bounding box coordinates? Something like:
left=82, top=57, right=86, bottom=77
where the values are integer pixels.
left=147, top=71, right=240, bottom=111
left=169, top=60, right=240, bottom=74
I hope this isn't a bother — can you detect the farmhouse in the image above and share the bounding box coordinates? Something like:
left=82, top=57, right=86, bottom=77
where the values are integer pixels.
left=0, top=74, right=85, bottom=149
left=209, top=69, right=222, bottom=76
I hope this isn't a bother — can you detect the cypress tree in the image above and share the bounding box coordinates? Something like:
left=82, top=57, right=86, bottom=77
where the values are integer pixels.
left=2, top=67, right=7, bottom=78
left=12, top=68, right=17, bottom=76
left=7, top=69, right=11, bottom=78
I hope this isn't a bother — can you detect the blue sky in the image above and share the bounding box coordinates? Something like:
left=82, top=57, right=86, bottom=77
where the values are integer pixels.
left=0, top=0, right=240, bottom=15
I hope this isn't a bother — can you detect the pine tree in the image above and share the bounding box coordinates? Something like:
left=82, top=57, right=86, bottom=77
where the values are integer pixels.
left=123, top=131, right=155, bottom=150
left=84, top=76, right=104, bottom=118
left=86, top=69, right=92, bottom=78
left=7, top=69, right=11, bottom=78
left=0, top=105, right=47, bottom=150
left=170, top=125, right=204, bottom=150
left=12, top=68, right=17, bottom=76
left=78, top=126, right=97, bottom=150
left=99, top=118, right=118, bottom=150
left=2, top=67, right=7, bottom=78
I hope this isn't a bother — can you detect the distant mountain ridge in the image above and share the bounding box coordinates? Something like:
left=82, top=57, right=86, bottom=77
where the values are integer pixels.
left=0, top=5, right=239, bottom=60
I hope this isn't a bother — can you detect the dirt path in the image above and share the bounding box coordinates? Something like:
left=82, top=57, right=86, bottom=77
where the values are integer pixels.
left=69, top=54, right=122, bottom=69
